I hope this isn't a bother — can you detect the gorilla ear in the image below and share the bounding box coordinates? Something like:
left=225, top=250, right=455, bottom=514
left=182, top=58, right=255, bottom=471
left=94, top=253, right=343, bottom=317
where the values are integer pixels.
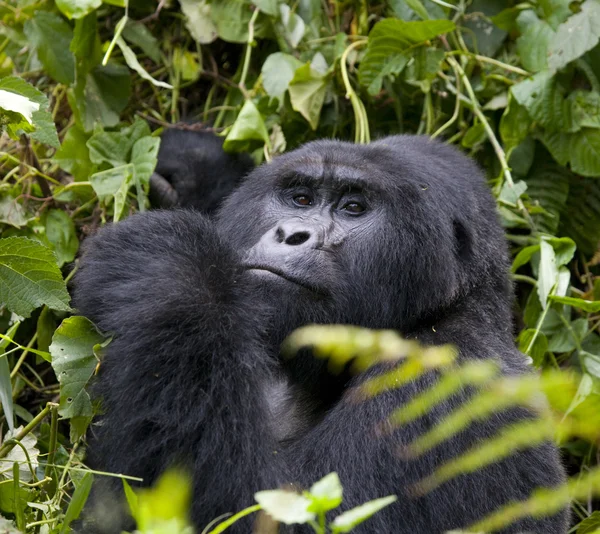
left=453, top=219, right=473, bottom=261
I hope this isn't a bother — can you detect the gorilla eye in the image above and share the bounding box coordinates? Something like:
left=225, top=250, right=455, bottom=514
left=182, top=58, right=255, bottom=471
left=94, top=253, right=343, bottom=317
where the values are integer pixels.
left=341, top=201, right=366, bottom=214
left=293, top=195, right=313, bottom=207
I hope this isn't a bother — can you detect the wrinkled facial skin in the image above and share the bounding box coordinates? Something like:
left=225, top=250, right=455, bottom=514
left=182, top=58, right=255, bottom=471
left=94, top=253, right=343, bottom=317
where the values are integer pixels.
left=216, top=136, right=509, bottom=334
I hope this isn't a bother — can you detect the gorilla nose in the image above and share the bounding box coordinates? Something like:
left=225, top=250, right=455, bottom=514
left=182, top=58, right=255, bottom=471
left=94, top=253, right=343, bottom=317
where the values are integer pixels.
left=276, top=222, right=319, bottom=247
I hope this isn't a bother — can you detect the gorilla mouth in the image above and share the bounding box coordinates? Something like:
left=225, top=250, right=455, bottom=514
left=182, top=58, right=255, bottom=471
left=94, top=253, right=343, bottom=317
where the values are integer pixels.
left=243, top=264, right=328, bottom=295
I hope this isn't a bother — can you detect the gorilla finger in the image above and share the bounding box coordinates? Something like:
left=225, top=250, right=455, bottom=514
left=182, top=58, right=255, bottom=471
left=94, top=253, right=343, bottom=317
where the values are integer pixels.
left=149, top=172, right=179, bottom=208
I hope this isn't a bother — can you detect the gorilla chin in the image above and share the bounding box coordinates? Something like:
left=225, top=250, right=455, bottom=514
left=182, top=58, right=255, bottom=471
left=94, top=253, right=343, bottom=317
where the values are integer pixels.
left=73, top=132, right=569, bottom=534
left=243, top=264, right=330, bottom=295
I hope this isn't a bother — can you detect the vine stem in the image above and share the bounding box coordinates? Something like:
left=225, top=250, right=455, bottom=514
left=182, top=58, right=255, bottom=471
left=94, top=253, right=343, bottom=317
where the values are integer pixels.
left=446, top=55, right=535, bottom=230
left=239, top=8, right=260, bottom=97
left=340, top=39, right=369, bottom=143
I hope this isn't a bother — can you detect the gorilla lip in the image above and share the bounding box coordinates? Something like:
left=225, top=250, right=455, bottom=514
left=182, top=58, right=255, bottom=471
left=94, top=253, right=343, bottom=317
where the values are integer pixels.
left=243, top=264, right=328, bottom=295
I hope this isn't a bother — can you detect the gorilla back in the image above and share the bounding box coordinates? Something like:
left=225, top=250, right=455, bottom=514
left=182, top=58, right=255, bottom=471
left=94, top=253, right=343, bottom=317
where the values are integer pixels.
left=74, top=134, right=568, bottom=533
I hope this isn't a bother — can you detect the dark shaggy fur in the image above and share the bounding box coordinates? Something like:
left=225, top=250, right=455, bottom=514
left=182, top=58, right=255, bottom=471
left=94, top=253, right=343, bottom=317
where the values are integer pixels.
left=73, top=134, right=568, bottom=533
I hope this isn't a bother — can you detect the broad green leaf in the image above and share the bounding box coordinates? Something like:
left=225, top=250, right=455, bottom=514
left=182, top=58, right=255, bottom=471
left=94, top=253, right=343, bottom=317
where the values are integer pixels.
left=90, top=164, right=135, bottom=222
left=223, top=100, right=270, bottom=152
left=359, top=19, right=455, bottom=94
left=462, top=0, right=507, bottom=57
left=499, top=95, right=531, bottom=150
left=511, top=245, right=540, bottom=272
left=254, top=490, right=315, bottom=524
left=180, top=0, right=218, bottom=44
left=307, top=472, right=343, bottom=513
left=279, top=4, right=305, bottom=48
left=122, top=21, right=161, bottom=63
left=538, top=0, right=573, bottom=28
left=70, top=64, right=131, bottom=132
left=498, top=180, right=527, bottom=207
left=44, top=209, right=79, bottom=267
left=518, top=328, right=548, bottom=366
left=511, top=71, right=572, bottom=132
left=0, top=428, right=39, bottom=482
left=288, top=63, right=328, bottom=130
left=569, top=128, right=600, bottom=177
left=545, top=236, right=576, bottom=267
left=61, top=472, right=93, bottom=534
left=516, top=11, right=553, bottom=72
left=461, top=122, right=486, bottom=149
left=131, top=136, right=161, bottom=186
left=577, top=510, right=600, bottom=533
left=0, top=195, right=28, bottom=228
left=560, top=176, right=600, bottom=254
left=0, top=237, right=71, bottom=318
left=330, top=496, right=397, bottom=533
left=523, top=161, right=569, bottom=234
left=547, top=317, right=588, bottom=352
left=253, top=0, right=280, bottom=15
left=550, top=296, right=600, bottom=312
left=404, top=0, right=430, bottom=20
left=50, top=316, right=104, bottom=420
left=54, top=125, right=93, bottom=181
left=116, top=37, right=173, bottom=89
left=569, top=90, right=600, bottom=130
left=548, top=0, right=600, bottom=71
left=261, top=52, right=303, bottom=102
left=212, top=0, right=252, bottom=43
left=23, top=11, right=75, bottom=85
left=389, top=0, right=445, bottom=21
left=0, top=76, right=59, bottom=148
left=56, top=0, right=101, bottom=19
left=0, top=323, right=19, bottom=432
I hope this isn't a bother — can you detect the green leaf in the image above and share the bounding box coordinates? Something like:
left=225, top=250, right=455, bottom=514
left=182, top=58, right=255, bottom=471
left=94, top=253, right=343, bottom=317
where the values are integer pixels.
left=0, top=323, right=19, bottom=432
left=261, top=52, right=303, bottom=102
left=0, top=237, right=71, bottom=318
left=569, top=90, right=600, bottom=130
left=577, top=510, right=600, bottom=533
left=560, top=176, right=600, bottom=254
left=223, top=100, right=270, bottom=152
left=537, top=239, right=557, bottom=307
left=358, top=18, right=455, bottom=94
left=116, top=37, right=173, bottom=89
left=569, top=128, right=600, bottom=177
left=122, top=21, right=161, bottom=63
left=511, top=71, right=572, bottom=132
left=212, top=0, right=252, bottom=43
left=288, top=63, right=329, bottom=130
left=44, top=210, right=79, bottom=267
left=70, top=64, right=131, bottom=132
left=330, top=496, right=397, bottom=533
left=518, top=328, right=548, bottom=366
left=279, top=4, right=306, bottom=48
left=50, top=316, right=105, bottom=420
left=60, top=472, right=93, bottom=533
left=548, top=0, right=600, bottom=71
left=550, top=296, right=600, bottom=312
left=56, top=0, right=101, bottom=19
left=253, top=0, right=280, bottom=16
left=90, top=164, right=135, bottom=222
left=54, top=125, right=93, bottom=181
left=516, top=11, right=553, bottom=72
left=180, top=0, right=218, bottom=44
left=23, top=11, right=75, bottom=85
left=547, top=317, right=588, bottom=352
left=0, top=194, right=28, bottom=228
left=254, top=490, right=315, bottom=524
left=499, top=95, right=531, bottom=150
left=538, top=0, right=573, bottom=28
left=498, top=180, right=527, bottom=207
left=511, top=245, right=540, bottom=272
left=307, top=473, right=343, bottom=514
left=404, top=0, right=430, bottom=20
left=0, top=76, right=59, bottom=148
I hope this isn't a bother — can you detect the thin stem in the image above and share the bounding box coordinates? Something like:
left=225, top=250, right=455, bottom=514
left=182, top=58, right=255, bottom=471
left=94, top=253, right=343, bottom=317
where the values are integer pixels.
left=10, top=333, right=37, bottom=379
left=446, top=55, right=535, bottom=230
left=239, top=8, right=260, bottom=96
left=340, top=39, right=369, bottom=143
left=206, top=504, right=261, bottom=534
left=432, top=62, right=461, bottom=138
left=45, top=404, right=59, bottom=479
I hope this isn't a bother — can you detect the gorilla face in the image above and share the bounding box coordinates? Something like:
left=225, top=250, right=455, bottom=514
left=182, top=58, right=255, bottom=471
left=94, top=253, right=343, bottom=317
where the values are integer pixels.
left=216, top=136, right=509, bottom=334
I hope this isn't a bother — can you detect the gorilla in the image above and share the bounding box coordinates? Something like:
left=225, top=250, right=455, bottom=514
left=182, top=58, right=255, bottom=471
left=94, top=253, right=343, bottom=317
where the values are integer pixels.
left=73, top=130, right=568, bottom=533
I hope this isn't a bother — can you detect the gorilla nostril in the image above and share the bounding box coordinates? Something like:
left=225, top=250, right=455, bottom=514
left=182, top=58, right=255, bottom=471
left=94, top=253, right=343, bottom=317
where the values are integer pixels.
left=285, top=231, right=310, bottom=246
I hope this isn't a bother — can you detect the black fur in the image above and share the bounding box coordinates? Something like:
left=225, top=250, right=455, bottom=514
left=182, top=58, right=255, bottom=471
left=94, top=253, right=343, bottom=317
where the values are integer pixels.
left=73, top=134, right=568, bottom=533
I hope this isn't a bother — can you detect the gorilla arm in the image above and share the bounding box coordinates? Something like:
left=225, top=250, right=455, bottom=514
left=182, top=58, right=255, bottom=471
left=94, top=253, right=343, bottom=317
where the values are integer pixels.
left=73, top=210, right=282, bottom=528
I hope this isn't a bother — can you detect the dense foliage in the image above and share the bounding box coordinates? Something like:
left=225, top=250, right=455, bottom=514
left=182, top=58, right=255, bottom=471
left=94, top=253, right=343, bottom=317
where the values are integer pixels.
left=1, top=0, right=600, bottom=532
